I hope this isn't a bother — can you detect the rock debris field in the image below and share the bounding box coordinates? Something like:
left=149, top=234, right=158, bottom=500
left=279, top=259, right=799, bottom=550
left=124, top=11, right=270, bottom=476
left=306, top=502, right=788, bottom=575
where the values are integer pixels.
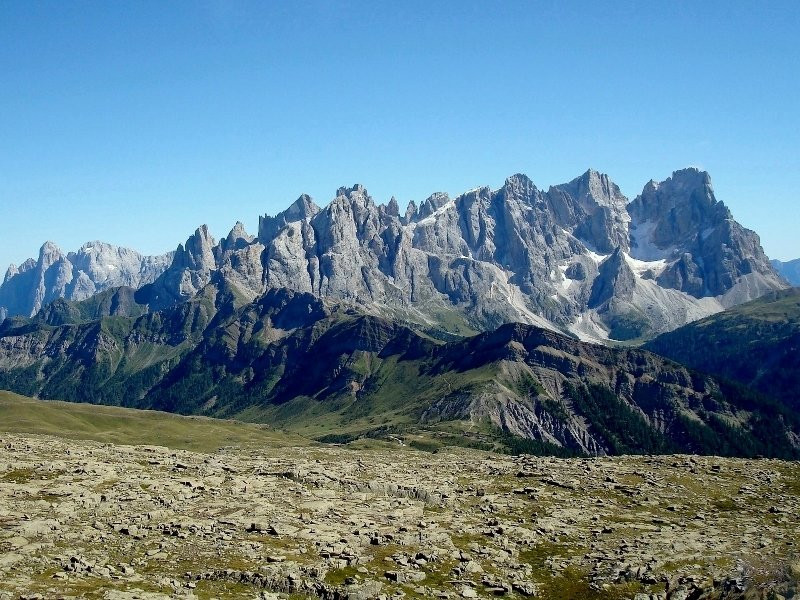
left=1, top=434, right=798, bottom=600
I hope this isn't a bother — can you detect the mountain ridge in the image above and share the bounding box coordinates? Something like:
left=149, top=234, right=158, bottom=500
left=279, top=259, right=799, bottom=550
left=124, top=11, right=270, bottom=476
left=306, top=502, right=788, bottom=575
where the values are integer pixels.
left=137, top=167, right=788, bottom=342
left=1, top=168, right=787, bottom=343
left=1, top=281, right=797, bottom=458
left=645, top=287, right=800, bottom=412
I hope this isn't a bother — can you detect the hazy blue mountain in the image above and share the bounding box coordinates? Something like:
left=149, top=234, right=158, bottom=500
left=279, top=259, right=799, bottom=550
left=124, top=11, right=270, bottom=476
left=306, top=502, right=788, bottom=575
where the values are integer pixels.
left=771, top=258, right=800, bottom=285
left=0, top=241, right=172, bottom=322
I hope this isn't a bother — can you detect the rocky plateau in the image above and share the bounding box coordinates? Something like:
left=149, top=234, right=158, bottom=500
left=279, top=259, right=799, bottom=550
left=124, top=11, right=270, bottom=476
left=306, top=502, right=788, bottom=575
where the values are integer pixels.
left=1, top=432, right=798, bottom=600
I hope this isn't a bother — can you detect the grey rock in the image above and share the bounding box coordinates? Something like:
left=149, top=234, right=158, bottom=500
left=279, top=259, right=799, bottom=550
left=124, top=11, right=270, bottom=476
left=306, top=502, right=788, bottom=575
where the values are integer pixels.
left=589, top=248, right=636, bottom=308
left=0, top=241, right=172, bottom=320
left=547, top=168, right=630, bottom=254
left=628, top=168, right=784, bottom=301
left=139, top=226, right=217, bottom=310
left=3, top=167, right=787, bottom=343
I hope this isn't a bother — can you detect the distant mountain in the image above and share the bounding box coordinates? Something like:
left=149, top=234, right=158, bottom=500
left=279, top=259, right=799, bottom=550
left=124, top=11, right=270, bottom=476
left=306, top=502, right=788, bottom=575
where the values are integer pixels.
left=2, top=168, right=786, bottom=342
left=645, top=288, right=800, bottom=411
left=0, top=281, right=797, bottom=458
left=771, top=258, right=800, bottom=286
left=0, top=241, right=173, bottom=321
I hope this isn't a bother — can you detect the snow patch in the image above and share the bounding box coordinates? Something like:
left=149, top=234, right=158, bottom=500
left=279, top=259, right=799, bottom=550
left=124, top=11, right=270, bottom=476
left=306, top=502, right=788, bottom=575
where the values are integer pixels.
left=414, top=199, right=456, bottom=226
left=555, top=264, right=577, bottom=293
left=629, top=220, right=676, bottom=261
left=623, top=253, right=668, bottom=278
left=586, top=251, right=609, bottom=264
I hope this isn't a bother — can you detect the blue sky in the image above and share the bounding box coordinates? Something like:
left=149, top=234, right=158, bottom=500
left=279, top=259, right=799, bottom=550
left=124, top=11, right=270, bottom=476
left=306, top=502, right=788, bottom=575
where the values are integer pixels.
left=1, top=0, right=799, bottom=270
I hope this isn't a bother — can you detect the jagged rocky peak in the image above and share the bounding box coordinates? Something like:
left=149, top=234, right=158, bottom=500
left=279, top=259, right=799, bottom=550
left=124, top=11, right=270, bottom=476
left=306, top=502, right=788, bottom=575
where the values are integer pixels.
left=174, top=225, right=216, bottom=271
left=627, top=168, right=783, bottom=301
left=629, top=167, right=728, bottom=249
left=588, top=247, right=636, bottom=308
left=38, top=240, right=66, bottom=266
left=416, top=192, right=451, bottom=220
left=3, top=264, right=18, bottom=284
left=74, top=240, right=115, bottom=254
left=329, top=185, right=381, bottom=225
left=258, top=194, right=320, bottom=242
left=285, top=194, right=320, bottom=220
left=545, top=169, right=630, bottom=254
left=403, top=200, right=418, bottom=223
left=502, top=173, right=537, bottom=199
left=18, top=258, right=37, bottom=273
left=629, top=168, right=713, bottom=257
left=228, top=221, right=253, bottom=241
left=383, top=196, right=400, bottom=218
left=140, top=226, right=221, bottom=310
left=336, top=183, right=365, bottom=196
left=219, top=221, right=254, bottom=255
left=577, top=169, right=628, bottom=209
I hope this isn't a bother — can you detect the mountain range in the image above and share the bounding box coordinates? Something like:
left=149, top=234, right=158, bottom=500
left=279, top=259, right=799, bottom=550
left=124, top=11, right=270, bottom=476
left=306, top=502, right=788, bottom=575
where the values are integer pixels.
left=0, top=280, right=797, bottom=458
left=0, top=167, right=796, bottom=458
left=0, top=168, right=788, bottom=343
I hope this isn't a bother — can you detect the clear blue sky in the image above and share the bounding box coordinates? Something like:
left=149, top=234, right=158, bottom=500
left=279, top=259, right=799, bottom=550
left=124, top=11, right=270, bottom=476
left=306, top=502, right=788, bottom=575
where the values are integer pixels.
left=1, top=0, right=799, bottom=270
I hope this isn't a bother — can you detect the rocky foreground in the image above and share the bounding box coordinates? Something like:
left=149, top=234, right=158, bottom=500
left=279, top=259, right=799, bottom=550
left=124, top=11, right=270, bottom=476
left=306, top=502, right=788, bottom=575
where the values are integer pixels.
left=1, top=434, right=798, bottom=600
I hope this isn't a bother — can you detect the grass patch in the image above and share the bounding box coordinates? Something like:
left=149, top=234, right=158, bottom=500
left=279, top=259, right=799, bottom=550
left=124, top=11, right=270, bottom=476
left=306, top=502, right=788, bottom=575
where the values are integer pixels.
left=713, top=498, right=739, bottom=511
left=538, top=567, right=654, bottom=600
left=408, top=439, right=441, bottom=453
left=0, top=390, right=308, bottom=452
left=1, top=468, right=37, bottom=484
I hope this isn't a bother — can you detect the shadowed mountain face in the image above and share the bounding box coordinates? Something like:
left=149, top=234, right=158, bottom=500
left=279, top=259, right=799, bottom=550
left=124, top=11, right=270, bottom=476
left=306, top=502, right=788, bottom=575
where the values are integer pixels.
left=645, top=288, right=800, bottom=412
left=0, top=283, right=797, bottom=458
left=1, top=168, right=786, bottom=342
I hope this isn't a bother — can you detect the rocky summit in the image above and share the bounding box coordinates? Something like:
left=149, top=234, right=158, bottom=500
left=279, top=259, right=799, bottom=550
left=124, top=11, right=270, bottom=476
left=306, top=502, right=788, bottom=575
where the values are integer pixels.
left=0, top=168, right=787, bottom=342
left=0, top=430, right=798, bottom=600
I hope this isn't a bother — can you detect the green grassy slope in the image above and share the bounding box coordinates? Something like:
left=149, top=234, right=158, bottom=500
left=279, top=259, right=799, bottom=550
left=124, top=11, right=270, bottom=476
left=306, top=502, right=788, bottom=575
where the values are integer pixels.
left=2, top=285, right=799, bottom=458
left=0, top=390, right=306, bottom=452
left=645, top=288, right=800, bottom=410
